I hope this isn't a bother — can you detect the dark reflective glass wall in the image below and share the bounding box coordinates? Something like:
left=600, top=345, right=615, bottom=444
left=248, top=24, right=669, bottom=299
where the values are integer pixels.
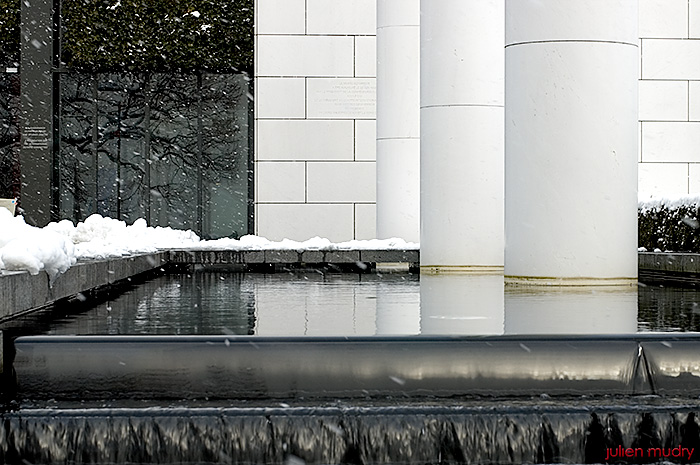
left=58, top=72, right=252, bottom=239
left=0, top=72, right=20, bottom=199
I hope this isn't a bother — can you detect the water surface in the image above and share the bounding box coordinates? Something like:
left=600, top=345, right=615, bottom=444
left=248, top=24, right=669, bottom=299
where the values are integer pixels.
left=6, top=271, right=698, bottom=336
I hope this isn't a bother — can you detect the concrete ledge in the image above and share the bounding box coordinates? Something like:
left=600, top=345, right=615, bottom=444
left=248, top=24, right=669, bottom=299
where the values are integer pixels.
left=0, top=253, right=169, bottom=323
left=360, top=249, right=419, bottom=263
left=639, top=252, right=700, bottom=273
left=0, top=249, right=420, bottom=322
left=168, top=249, right=419, bottom=266
left=639, top=252, right=700, bottom=286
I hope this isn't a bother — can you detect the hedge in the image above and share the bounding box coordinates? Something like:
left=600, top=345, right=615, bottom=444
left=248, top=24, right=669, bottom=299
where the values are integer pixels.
left=639, top=196, right=700, bottom=253
left=0, top=0, right=252, bottom=73
left=0, top=0, right=19, bottom=67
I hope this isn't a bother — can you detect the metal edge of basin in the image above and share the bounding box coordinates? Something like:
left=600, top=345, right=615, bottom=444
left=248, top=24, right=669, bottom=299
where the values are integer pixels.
left=11, top=334, right=700, bottom=400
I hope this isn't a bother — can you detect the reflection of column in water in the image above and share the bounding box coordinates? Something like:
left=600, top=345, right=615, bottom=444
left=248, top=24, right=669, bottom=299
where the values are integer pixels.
left=254, top=274, right=379, bottom=337
left=504, top=286, right=638, bottom=335
left=375, top=277, right=421, bottom=335
left=419, top=274, right=504, bottom=335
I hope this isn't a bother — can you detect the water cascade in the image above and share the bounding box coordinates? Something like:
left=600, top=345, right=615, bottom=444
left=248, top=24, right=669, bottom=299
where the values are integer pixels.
left=4, top=334, right=700, bottom=463
left=3, top=405, right=700, bottom=464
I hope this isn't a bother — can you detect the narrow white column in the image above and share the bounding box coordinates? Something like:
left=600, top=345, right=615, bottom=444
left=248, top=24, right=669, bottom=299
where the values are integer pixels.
left=420, top=0, right=504, bottom=273
left=376, top=0, right=420, bottom=243
left=504, top=0, right=638, bottom=285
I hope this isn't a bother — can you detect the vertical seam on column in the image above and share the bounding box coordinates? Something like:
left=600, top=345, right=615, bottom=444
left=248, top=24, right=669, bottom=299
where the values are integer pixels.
left=304, top=77, right=308, bottom=119
left=305, top=0, right=308, bottom=35
left=353, top=36, right=357, bottom=78
left=304, top=161, right=308, bottom=203
left=640, top=39, right=644, bottom=81
left=688, top=163, right=691, bottom=194
left=353, top=120, right=357, bottom=161
left=688, top=80, right=691, bottom=122
left=353, top=202, right=357, bottom=240
left=640, top=121, right=643, bottom=163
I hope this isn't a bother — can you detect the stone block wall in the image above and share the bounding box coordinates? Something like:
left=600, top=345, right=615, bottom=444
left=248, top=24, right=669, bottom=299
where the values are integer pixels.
left=254, top=0, right=377, bottom=241
left=256, top=0, right=700, bottom=241
left=639, top=0, right=700, bottom=196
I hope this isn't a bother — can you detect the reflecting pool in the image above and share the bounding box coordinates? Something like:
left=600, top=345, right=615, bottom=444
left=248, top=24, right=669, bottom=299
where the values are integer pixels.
left=5, top=271, right=700, bottom=336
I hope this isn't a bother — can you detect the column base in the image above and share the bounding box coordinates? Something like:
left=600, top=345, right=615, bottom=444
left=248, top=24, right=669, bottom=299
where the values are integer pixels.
left=504, top=276, right=638, bottom=287
left=421, top=265, right=504, bottom=275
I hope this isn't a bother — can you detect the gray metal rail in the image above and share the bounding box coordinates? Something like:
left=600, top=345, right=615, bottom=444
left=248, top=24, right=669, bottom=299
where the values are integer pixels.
left=12, top=334, right=700, bottom=400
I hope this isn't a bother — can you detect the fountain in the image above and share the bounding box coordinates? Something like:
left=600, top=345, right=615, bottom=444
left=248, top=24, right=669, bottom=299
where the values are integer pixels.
left=3, top=0, right=694, bottom=462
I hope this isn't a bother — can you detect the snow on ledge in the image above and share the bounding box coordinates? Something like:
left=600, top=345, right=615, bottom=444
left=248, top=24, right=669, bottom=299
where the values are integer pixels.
left=11, top=191, right=693, bottom=278
left=638, top=193, right=700, bottom=213
left=0, top=212, right=418, bottom=278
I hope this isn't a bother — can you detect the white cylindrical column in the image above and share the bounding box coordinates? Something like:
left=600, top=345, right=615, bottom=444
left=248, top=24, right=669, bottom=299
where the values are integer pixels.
left=376, top=0, right=420, bottom=243
left=504, top=0, right=638, bottom=285
left=420, top=0, right=504, bottom=273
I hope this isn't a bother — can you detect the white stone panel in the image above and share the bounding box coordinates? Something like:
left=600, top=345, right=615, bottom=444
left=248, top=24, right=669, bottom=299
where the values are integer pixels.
left=257, top=120, right=354, bottom=160
left=355, top=36, right=377, bottom=77
left=254, top=35, right=258, bottom=76
left=257, top=36, right=354, bottom=77
left=307, top=0, right=377, bottom=35
left=355, top=120, right=377, bottom=161
left=639, top=80, right=688, bottom=121
left=639, top=162, right=688, bottom=196
left=355, top=203, right=377, bottom=240
left=307, top=78, right=376, bottom=119
left=642, top=122, right=700, bottom=162
left=257, top=204, right=355, bottom=242
left=256, top=162, right=306, bottom=202
left=690, top=81, right=700, bottom=121
left=642, top=39, right=700, bottom=80
left=256, top=0, right=306, bottom=35
left=256, top=78, right=305, bottom=118
left=689, top=164, right=700, bottom=192
left=639, top=0, right=688, bottom=38
left=506, top=0, right=638, bottom=45
left=307, top=162, right=376, bottom=203
left=691, top=0, right=700, bottom=38
left=254, top=203, right=259, bottom=235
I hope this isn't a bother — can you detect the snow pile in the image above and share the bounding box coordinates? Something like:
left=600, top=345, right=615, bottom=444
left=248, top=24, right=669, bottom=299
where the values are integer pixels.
left=0, top=208, right=76, bottom=279
left=0, top=213, right=418, bottom=277
left=639, top=193, right=700, bottom=214
left=53, top=215, right=201, bottom=260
